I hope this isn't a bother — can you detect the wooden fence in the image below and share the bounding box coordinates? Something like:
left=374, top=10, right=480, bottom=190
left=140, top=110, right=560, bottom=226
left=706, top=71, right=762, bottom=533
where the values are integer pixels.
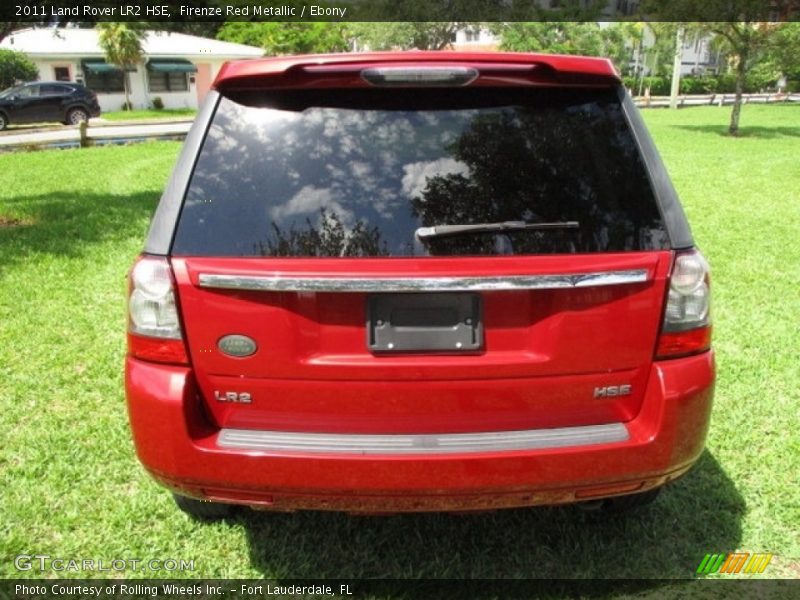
left=634, top=92, right=800, bottom=108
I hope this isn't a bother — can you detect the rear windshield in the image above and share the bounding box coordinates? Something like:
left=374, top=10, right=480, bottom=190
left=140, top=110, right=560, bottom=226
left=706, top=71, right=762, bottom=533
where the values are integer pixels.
left=172, top=87, right=669, bottom=257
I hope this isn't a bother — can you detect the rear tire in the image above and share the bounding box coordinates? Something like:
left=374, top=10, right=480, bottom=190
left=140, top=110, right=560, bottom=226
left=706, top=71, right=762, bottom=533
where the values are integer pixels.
left=67, top=107, right=89, bottom=125
left=173, top=493, right=234, bottom=520
left=601, top=487, right=661, bottom=511
left=0, top=112, right=7, bottom=131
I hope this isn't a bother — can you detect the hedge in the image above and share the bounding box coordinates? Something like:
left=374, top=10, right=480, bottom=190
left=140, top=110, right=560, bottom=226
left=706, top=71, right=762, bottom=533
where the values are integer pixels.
left=623, top=73, right=784, bottom=96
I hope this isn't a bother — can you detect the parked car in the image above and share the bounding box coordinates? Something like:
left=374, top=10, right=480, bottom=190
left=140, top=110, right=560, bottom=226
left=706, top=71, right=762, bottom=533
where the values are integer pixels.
left=125, top=52, right=715, bottom=519
left=0, top=81, right=101, bottom=130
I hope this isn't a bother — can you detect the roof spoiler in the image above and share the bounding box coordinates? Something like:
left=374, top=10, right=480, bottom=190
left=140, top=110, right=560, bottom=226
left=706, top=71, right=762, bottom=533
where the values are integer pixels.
left=212, top=52, right=620, bottom=93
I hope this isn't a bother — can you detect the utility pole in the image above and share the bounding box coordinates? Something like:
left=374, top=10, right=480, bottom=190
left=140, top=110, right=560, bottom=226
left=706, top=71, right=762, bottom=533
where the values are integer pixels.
left=669, top=26, right=685, bottom=109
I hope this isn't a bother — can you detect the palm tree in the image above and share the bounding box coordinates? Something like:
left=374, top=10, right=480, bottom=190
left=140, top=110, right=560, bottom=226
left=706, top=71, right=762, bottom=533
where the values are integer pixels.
left=97, top=23, right=145, bottom=110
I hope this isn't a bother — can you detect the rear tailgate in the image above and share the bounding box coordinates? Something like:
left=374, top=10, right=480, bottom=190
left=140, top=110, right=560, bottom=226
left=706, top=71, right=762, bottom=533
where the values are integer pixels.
left=166, top=73, right=674, bottom=436
left=172, top=252, right=670, bottom=433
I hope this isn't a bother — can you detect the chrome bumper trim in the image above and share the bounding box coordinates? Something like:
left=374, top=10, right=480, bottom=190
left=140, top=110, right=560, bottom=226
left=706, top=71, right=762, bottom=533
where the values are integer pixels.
left=217, top=423, right=629, bottom=455
left=198, top=269, right=649, bottom=293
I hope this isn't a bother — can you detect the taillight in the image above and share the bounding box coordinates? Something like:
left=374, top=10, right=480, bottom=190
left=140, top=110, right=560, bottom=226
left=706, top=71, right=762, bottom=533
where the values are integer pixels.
left=127, top=255, right=188, bottom=365
left=656, top=249, right=712, bottom=359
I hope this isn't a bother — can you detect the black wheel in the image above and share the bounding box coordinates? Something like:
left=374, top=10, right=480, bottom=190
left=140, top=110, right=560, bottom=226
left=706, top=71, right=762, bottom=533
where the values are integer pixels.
left=173, top=493, right=235, bottom=520
left=0, top=112, right=7, bottom=131
left=67, top=107, right=89, bottom=125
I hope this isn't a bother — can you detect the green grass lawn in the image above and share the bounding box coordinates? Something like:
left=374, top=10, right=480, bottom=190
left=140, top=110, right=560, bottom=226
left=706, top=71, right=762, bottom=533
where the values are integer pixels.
left=100, top=108, right=197, bottom=121
left=0, top=104, right=798, bottom=584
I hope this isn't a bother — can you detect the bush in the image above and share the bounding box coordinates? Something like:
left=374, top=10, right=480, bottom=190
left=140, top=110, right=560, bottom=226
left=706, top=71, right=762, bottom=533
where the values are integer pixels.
left=0, top=49, right=38, bottom=90
left=680, top=76, right=718, bottom=95
left=621, top=75, right=636, bottom=91
left=713, top=74, right=735, bottom=93
left=612, top=71, right=786, bottom=97
left=707, top=72, right=780, bottom=94
left=151, top=96, right=164, bottom=110
left=745, top=71, right=779, bottom=93
left=641, top=75, right=670, bottom=96
left=633, top=72, right=782, bottom=97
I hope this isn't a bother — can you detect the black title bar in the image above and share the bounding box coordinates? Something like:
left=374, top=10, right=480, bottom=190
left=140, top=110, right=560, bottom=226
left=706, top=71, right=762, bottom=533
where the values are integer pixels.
left=3, top=0, right=800, bottom=22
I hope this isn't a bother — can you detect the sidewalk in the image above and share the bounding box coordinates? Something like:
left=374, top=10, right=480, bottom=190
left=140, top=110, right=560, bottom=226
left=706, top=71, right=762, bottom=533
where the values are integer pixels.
left=0, top=118, right=193, bottom=150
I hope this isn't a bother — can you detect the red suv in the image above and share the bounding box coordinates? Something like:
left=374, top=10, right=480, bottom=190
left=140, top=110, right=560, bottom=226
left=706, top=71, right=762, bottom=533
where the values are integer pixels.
left=125, top=52, right=714, bottom=518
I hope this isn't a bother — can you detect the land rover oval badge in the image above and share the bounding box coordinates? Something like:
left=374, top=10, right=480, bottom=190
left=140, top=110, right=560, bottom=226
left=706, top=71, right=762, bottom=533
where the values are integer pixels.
left=218, top=335, right=257, bottom=357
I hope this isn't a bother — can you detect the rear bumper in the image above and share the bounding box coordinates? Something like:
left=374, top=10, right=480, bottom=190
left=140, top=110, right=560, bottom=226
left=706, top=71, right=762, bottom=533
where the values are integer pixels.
left=125, top=352, right=714, bottom=512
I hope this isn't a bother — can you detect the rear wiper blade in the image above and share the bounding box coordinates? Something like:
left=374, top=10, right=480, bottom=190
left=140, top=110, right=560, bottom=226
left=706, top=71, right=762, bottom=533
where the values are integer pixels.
left=415, top=220, right=579, bottom=240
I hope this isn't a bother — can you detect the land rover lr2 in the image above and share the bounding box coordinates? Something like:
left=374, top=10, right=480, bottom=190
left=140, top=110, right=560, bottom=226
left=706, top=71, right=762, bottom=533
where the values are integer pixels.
left=125, top=52, right=714, bottom=518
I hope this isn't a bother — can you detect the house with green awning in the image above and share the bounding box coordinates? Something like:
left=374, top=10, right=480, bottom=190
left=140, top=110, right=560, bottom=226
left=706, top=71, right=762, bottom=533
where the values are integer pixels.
left=0, top=27, right=264, bottom=112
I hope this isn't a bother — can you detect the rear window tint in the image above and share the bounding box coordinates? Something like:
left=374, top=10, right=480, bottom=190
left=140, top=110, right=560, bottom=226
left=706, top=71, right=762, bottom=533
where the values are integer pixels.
left=172, top=88, right=669, bottom=257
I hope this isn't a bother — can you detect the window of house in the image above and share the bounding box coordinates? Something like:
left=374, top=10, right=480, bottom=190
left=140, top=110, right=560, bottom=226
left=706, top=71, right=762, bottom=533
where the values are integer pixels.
left=85, top=71, right=125, bottom=93
left=83, top=62, right=125, bottom=93
left=54, top=66, right=71, bottom=82
left=465, top=29, right=481, bottom=42
left=148, top=72, right=189, bottom=93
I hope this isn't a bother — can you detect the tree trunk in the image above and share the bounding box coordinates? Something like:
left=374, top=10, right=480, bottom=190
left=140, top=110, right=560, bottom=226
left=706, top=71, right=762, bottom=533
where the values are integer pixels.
left=669, top=27, right=684, bottom=109
left=729, top=55, right=748, bottom=136
left=123, top=70, right=131, bottom=111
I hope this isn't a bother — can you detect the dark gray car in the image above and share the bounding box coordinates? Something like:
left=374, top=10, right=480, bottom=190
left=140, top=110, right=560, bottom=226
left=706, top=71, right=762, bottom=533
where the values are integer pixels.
left=0, top=81, right=101, bottom=130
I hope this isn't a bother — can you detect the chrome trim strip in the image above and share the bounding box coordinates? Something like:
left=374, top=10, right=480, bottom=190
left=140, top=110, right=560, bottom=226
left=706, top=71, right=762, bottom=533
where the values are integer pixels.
left=198, top=269, right=648, bottom=293
left=217, top=423, right=629, bottom=455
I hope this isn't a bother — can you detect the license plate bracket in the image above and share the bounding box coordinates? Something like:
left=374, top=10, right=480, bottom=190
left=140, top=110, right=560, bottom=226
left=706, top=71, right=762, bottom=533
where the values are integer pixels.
left=367, top=293, right=483, bottom=353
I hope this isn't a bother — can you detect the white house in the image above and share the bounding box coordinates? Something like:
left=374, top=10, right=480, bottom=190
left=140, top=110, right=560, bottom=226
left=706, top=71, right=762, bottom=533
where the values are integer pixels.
left=0, top=27, right=264, bottom=111
left=677, top=33, right=722, bottom=75
left=451, top=27, right=502, bottom=52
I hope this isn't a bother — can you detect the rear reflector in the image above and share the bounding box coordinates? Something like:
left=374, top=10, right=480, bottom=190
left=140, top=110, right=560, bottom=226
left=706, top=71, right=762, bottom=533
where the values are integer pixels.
left=361, top=66, right=478, bottom=87
left=656, top=250, right=712, bottom=360
left=127, top=256, right=188, bottom=365
left=656, top=326, right=712, bottom=360
left=127, top=333, right=188, bottom=365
